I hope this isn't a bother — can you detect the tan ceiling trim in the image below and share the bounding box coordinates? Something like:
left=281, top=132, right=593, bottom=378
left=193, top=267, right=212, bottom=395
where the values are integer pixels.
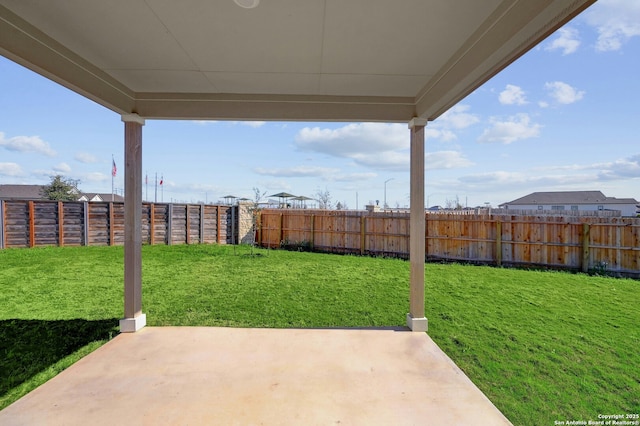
left=135, top=92, right=414, bottom=105
left=134, top=94, right=416, bottom=122
left=0, top=5, right=135, bottom=114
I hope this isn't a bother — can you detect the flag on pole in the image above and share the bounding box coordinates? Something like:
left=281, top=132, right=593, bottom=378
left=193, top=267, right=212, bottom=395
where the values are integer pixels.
left=112, top=159, right=117, bottom=177
left=159, top=176, right=163, bottom=185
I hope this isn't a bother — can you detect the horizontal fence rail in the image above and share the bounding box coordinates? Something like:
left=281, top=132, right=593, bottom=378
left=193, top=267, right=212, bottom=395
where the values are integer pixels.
left=0, top=200, right=235, bottom=249
left=258, top=209, right=640, bottom=278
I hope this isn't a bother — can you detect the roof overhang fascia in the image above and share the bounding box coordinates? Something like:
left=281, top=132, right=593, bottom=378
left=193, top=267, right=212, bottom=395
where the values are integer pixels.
left=134, top=93, right=416, bottom=122
left=0, top=5, right=135, bottom=114
left=416, top=0, right=596, bottom=120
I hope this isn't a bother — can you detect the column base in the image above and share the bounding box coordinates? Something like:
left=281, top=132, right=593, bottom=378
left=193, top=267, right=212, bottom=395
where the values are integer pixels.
left=406, top=313, right=428, bottom=332
left=120, top=313, right=147, bottom=333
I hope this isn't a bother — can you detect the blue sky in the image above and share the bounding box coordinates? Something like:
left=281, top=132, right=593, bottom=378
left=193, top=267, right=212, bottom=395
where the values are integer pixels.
left=1, top=0, right=639, bottom=208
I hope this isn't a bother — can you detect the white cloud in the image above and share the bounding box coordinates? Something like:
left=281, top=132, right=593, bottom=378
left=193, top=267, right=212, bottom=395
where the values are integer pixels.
left=544, top=81, right=585, bottom=105
left=294, top=122, right=477, bottom=172
left=75, top=152, right=98, bottom=163
left=544, top=27, right=581, bottom=55
left=478, top=114, right=542, bottom=144
left=0, top=162, right=24, bottom=176
left=53, top=162, right=71, bottom=173
left=295, top=123, right=410, bottom=171
left=434, top=104, right=480, bottom=129
left=498, top=84, right=528, bottom=105
left=296, top=123, right=406, bottom=157
left=425, top=128, right=457, bottom=142
left=350, top=151, right=409, bottom=171
left=325, top=172, right=378, bottom=182
left=552, top=154, right=640, bottom=180
left=426, top=151, right=474, bottom=170
left=253, top=165, right=338, bottom=177
left=231, top=121, right=266, bottom=128
left=585, top=0, right=640, bottom=52
left=0, top=132, right=56, bottom=157
left=83, top=172, right=108, bottom=182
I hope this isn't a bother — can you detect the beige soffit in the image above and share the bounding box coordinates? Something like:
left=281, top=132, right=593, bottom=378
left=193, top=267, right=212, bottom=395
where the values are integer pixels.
left=0, top=0, right=595, bottom=122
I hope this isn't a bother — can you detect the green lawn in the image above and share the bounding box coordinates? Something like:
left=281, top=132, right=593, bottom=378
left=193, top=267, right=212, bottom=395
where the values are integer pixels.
left=1, top=244, right=638, bottom=424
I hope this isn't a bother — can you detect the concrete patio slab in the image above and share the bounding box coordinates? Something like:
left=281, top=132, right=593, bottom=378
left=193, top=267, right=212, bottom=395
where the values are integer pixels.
left=0, top=327, right=512, bottom=425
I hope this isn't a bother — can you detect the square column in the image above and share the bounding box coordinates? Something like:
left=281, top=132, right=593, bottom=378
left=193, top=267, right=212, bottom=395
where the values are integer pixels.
left=407, top=117, right=428, bottom=332
left=120, top=113, right=146, bottom=333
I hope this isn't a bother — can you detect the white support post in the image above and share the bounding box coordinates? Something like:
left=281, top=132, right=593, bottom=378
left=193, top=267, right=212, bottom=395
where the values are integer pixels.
left=120, top=113, right=146, bottom=333
left=407, top=117, right=428, bottom=332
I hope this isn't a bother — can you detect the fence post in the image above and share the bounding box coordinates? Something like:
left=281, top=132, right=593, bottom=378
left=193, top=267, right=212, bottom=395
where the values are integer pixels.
left=109, top=202, right=115, bottom=246
left=199, top=204, right=204, bottom=244
left=231, top=206, right=236, bottom=244
left=149, top=203, right=156, bottom=245
left=216, top=205, right=221, bottom=244
left=198, top=204, right=204, bottom=244
left=582, top=223, right=590, bottom=273
left=83, top=202, right=89, bottom=246
left=28, top=200, right=36, bottom=248
left=58, top=201, right=65, bottom=247
left=310, top=214, right=315, bottom=250
left=186, top=205, right=191, bottom=244
left=360, top=215, right=366, bottom=255
left=167, top=203, right=173, bottom=245
left=496, top=220, right=502, bottom=266
left=0, top=200, right=5, bottom=249
left=279, top=213, right=284, bottom=245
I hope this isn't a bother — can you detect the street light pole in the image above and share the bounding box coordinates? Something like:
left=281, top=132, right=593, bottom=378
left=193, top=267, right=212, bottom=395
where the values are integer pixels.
left=384, top=178, right=394, bottom=210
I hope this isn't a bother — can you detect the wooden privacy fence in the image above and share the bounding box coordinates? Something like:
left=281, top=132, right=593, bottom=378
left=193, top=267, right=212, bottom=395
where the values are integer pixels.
left=0, top=200, right=236, bottom=249
left=258, top=209, right=640, bottom=277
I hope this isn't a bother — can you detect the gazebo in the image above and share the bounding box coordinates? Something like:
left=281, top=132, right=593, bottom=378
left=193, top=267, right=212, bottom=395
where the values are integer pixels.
left=0, top=0, right=595, bottom=335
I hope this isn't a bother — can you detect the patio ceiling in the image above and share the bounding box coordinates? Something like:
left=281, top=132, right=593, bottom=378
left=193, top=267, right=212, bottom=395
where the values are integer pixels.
left=0, top=0, right=594, bottom=122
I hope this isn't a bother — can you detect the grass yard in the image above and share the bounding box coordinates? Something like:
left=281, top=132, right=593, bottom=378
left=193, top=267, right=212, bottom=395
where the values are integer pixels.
left=0, top=244, right=638, bottom=424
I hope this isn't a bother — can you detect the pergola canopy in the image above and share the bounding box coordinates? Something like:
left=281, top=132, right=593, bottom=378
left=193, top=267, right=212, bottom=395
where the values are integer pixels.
left=0, top=0, right=594, bottom=123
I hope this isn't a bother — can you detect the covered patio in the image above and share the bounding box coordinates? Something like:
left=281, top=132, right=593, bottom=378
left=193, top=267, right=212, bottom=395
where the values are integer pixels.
left=0, top=0, right=594, bottom=423
left=0, top=327, right=512, bottom=425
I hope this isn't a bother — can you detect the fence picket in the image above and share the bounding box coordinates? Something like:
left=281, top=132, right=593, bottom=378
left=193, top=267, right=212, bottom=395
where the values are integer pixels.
left=257, top=209, right=639, bottom=277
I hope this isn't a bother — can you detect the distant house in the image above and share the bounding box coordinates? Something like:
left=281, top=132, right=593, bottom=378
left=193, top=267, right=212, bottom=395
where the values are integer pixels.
left=77, top=193, right=125, bottom=202
left=499, top=191, right=639, bottom=217
left=0, top=184, right=123, bottom=202
left=0, top=184, right=44, bottom=200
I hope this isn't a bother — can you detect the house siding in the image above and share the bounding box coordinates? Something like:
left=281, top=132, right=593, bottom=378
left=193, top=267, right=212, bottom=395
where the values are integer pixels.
left=504, top=203, right=637, bottom=216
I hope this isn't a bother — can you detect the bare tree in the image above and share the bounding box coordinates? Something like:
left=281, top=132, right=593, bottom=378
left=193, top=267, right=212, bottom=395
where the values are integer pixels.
left=445, top=195, right=464, bottom=210
left=247, top=187, right=267, bottom=254
left=315, top=188, right=333, bottom=209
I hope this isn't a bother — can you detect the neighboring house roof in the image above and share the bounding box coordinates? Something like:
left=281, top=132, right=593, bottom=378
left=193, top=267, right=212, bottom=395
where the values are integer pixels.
left=1, top=185, right=124, bottom=202
left=0, top=184, right=45, bottom=200
left=500, top=191, right=638, bottom=206
left=79, top=193, right=125, bottom=202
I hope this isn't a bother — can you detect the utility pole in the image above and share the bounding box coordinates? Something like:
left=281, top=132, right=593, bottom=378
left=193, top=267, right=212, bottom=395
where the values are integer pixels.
left=384, top=178, right=394, bottom=210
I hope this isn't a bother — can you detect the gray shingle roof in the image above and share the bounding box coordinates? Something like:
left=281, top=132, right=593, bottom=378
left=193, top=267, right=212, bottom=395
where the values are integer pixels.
left=502, top=191, right=637, bottom=205
left=0, top=185, right=124, bottom=202
left=0, top=184, right=45, bottom=200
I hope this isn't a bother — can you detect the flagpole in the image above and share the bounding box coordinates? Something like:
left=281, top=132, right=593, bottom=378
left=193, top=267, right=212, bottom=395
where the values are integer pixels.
left=145, top=172, right=148, bottom=202
left=161, top=174, right=164, bottom=203
left=154, top=172, right=158, bottom=203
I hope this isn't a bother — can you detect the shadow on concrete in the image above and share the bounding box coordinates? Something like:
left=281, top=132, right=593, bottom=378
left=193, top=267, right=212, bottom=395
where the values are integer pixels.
left=0, top=318, right=119, bottom=397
